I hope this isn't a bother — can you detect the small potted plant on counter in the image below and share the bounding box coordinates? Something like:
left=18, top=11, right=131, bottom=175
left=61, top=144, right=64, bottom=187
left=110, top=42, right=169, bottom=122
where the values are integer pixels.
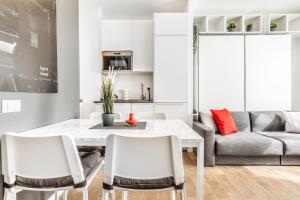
left=246, top=23, right=253, bottom=32
left=101, top=67, right=116, bottom=126
left=227, top=22, right=237, bottom=32
left=270, top=22, right=278, bottom=31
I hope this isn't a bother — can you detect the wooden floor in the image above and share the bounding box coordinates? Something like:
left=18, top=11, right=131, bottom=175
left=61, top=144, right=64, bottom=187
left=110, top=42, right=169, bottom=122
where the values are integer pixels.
left=67, top=152, right=300, bottom=200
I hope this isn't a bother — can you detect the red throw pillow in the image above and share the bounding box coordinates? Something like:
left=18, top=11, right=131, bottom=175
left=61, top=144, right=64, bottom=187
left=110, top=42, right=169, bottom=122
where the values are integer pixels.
left=210, top=109, right=238, bottom=136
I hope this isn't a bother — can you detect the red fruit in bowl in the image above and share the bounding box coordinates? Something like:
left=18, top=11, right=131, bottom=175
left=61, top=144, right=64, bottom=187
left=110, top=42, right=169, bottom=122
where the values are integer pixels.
left=126, top=113, right=138, bottom=126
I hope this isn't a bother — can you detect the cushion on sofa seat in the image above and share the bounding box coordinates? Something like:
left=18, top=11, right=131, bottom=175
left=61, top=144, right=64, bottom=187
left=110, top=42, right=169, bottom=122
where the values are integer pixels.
left=215, top=132, right=283, bottom=156
left=257, top=132, right=300, bottom=156
left=230, top=111, right=251, bottom=132
left=249, top=111, right=285, bottom=132
left=14, top=149, right=103, bottom=189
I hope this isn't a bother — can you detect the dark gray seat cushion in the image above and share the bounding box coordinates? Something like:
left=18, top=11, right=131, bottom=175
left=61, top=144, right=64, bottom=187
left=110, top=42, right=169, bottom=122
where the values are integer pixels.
left=15, top=149, right=103, bottom=189
left=258, top=132, right=300, bottom=156
left=215, top=132, right=283, bottom=156
left=111, top=176, right=179, bottom=190
left=249, top=111, right=285, bottom=132
left=230, top=111, right=251, bottom=132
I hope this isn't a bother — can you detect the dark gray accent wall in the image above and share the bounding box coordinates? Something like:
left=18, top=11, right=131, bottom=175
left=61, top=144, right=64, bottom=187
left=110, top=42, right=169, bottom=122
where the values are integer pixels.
left=0, top=0, right=80, bottom=134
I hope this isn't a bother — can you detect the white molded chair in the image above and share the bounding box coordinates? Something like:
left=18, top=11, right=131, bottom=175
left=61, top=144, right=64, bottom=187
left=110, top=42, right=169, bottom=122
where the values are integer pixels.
left=102, top=134, right=186, bottom=200
left=136, top=112, right=167, bottom=121
left=89, top=112, right=123, bottom=121
left=1, top=133, right=104, bottom=200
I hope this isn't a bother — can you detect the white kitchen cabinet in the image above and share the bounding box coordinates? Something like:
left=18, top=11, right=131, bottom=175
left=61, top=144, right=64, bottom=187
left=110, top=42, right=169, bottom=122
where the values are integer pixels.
left=102, top=20, right=133, bottom=50
left=131, top=103, right=154, bottom=113
left=245, top=35, right=292, bottom=111
left=198, top=36, right=245, bottom=111
left=154, top=103, right=188, bottom=122
left=132, top=20, right=154, bottom=72
left=114, top=103, right=132, bottom=119
left=154, top=13, right=190, bottom=35
left=154, top=36, right=189, bottom=102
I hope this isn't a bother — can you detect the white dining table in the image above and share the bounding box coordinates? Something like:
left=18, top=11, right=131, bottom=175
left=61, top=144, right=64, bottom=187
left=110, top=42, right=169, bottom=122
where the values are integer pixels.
left=23, top=119, right=204, bottom=200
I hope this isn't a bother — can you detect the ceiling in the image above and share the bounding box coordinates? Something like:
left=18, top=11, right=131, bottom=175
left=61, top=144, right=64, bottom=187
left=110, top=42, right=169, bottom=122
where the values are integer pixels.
left=99, top=0, right=188, bottom=19
left=191, top=0, right=300, bottom=14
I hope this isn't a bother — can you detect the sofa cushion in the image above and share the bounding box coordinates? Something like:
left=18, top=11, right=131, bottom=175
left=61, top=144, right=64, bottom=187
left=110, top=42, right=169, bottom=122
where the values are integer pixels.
left=257, top=132, right=300, bottom=156
left=211, top=109, right=238, bottom=135
left=199, top=111, right=218, bottom=131
left=283, top=112, right=300, bottom=134
left=215, top=132, right=283, bottom=156
left=249, top=111, right=285, bottom=132
left=230, top=111, right=251, bottom=132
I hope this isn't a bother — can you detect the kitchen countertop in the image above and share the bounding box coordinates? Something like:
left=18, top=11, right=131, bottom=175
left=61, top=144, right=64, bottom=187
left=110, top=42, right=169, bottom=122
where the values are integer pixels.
left=93, top=99, right=153, bottom=104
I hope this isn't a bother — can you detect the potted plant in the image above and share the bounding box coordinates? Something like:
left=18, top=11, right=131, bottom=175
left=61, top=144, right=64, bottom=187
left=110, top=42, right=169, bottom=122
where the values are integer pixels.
left=246, top=23, right=253, bottom=32
left=101, top=67, right=116, bottom=126
left=227, top=22, right=237, bottom=32
left=270, top=22, right=278, bottom=31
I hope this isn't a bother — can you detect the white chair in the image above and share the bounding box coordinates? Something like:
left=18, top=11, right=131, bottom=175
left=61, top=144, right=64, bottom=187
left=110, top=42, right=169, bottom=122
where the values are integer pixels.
left=102, top=134, right=186, bottom=200
left=1, top=132, right=104, bottom=200
left=136, top=112, right=167, bottom=121
left=89, top=112, right=123, bottom=121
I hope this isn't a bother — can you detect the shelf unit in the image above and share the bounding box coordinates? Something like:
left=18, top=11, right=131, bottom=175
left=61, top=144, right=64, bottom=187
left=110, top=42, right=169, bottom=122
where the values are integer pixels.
left=288, top=14, right=300, bottom=32
left=269, top=14, right=288, bottom=33
left=269, top=14, right=300, bottom=33
left=194, top=15, right=262, bottom=34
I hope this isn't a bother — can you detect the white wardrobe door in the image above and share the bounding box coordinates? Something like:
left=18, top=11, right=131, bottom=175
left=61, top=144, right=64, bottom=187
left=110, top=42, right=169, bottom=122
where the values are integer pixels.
left=245, top=35, right=292, bottom=111
left=198, top=36, right=245, bottom=111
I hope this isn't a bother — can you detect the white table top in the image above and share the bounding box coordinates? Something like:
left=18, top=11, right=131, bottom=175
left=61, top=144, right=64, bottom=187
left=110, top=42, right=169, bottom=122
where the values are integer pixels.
left=21, top=119, right=203, bottom=147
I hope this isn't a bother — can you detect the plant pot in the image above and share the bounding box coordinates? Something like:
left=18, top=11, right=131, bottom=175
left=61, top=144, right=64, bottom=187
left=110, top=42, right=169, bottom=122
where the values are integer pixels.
left=271, top=27, right=277, bottom=32
left=246, top=27, right=253, bottom=32
left=102, top=113, right=115, bottom=126
left=227, top=27, right=236, bottom=32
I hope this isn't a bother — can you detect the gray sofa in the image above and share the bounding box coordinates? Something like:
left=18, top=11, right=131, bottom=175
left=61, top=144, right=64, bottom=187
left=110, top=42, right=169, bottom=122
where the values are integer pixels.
left=193, top=111, right=300, bottom=167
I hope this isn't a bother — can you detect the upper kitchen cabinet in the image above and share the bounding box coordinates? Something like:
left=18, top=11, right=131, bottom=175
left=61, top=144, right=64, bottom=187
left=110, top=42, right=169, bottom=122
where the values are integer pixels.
left=154, top=13, right=190, bottom=35
left=132, top=20, right=154, bottom=72
left=154, top=13, right=191, bottom=103
left=102, top=20, right=133, bottom=51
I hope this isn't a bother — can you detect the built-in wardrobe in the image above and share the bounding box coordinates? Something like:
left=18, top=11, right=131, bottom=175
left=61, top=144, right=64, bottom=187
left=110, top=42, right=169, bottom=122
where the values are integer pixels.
left=197, top=35, right=292, bottom=111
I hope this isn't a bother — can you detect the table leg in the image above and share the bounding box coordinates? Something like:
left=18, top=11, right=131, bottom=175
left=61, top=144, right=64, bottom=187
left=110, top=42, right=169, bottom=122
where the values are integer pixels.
left=197, top=140, right=204, bottom=200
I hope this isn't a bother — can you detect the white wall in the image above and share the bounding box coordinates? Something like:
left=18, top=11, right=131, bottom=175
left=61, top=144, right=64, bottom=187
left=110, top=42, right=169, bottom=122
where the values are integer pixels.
left=292, top=37, right=300, bottom=111
left=79, top=0, right=102, bottom=119
left=0, top=0, right=80, bottom=134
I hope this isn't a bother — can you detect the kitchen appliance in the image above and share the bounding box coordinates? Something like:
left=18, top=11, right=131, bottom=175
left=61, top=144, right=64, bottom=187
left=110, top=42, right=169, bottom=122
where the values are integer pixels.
left=102, top=51, right=132, bottom=71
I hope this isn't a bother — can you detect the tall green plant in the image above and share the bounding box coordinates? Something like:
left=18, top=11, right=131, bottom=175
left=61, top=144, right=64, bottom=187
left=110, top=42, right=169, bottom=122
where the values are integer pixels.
left=193, top=25, right=201, bottom=54
left=101, top=67, right=115, bottom=114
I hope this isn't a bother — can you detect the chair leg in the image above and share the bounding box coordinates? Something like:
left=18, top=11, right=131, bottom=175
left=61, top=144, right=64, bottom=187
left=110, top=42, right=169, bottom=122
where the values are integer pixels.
left=55, top=192, right=59, bottom=200
left=180, top=189, right=187, bottom=200
left=122, top=191, right=128, bottom=200
left=111, top=191, right=116, bottom=200
left=82, top=187, right=88, bottom=200
left=4, top=189, right=16, bottom=200
left=170, top=190, right=176, bottom=200
left=63, top=190, right=68, bottom=200
left=102, top=189, right=109, bottom=200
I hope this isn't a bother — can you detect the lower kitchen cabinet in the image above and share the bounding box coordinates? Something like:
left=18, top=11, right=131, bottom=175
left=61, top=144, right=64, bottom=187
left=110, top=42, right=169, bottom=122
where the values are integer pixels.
left=154, top=103, right=188, bottom=122
left=131, top=103, right=154, bottom=113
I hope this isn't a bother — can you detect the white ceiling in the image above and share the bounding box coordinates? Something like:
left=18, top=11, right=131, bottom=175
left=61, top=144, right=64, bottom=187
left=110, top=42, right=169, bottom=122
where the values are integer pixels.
left=99, top=0, right=188, bottom=19
left=99, top=0, right=300, bottom=19
left=191, top=0, right=300, bottom=14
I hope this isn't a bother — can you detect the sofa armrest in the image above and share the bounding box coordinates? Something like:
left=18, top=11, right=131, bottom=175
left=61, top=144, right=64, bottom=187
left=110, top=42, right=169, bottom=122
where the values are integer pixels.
left=193, top=122, right=216, bottom=167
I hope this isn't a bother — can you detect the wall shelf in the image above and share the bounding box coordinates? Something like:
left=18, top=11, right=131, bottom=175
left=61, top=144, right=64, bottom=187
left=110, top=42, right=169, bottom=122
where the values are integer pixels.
left=194, top=15, right=262, bottom=34
left=288, top=14, right=300, bottom=32
left=269, top=14, right=288, bottom=32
